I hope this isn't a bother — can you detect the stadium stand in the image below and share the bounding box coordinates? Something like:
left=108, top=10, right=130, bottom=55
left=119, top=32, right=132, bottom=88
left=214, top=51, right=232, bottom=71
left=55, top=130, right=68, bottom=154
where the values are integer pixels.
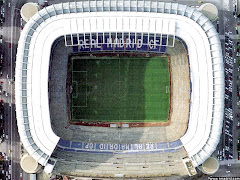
left=56, top=138, right=183, bottom=154
left=69, top=33, right=168, bottom=53
left=15, top=0, right=223, bottom=170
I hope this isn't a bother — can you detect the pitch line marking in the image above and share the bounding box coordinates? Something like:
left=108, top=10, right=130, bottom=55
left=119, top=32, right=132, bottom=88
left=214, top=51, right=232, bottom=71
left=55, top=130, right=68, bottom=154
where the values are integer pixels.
left=72, top=81, right=78, bottom=99
left=166, top=86, right=169, bottom=93
left=72, top=71, right=88, bottom=72
left=72, top=71, right=88, bottom=107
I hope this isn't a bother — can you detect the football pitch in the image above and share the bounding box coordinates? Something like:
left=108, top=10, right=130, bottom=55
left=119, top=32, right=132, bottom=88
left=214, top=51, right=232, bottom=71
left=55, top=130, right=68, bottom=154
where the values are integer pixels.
left=69, top=55, right=170, bottom=123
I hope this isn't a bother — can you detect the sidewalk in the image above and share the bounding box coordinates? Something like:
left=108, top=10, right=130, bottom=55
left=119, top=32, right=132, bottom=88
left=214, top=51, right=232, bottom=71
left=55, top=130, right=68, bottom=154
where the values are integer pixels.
left=219, top=159, right=240, bottom=165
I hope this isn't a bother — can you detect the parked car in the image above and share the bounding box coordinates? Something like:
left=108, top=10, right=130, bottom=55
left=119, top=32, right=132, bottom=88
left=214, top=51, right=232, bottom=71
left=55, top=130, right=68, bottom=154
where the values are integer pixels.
left=20, top=18, right=23, bottom=30
left=0, top=8, right=4, bottom=18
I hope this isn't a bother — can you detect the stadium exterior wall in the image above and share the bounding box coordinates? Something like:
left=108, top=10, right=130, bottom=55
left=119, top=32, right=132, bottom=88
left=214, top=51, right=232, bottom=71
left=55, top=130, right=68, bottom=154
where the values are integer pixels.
left=15, top=1, right=224, bottom=168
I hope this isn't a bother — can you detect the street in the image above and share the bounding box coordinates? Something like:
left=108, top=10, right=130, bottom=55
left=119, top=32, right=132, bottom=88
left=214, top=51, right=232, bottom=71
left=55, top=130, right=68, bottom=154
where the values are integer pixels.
left=0, top=0, right=24, bottom=179
left=0, top=0, right=240, bottom=179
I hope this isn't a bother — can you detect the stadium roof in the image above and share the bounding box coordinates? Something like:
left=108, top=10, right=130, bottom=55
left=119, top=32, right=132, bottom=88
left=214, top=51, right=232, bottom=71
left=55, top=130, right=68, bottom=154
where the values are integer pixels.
left=15, top=1, right=224, bottom=167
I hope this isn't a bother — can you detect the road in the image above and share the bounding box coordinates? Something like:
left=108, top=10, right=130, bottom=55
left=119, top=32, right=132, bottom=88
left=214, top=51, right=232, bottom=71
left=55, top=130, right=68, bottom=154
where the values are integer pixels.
left=0, top=0, right=239, bottom=179
left=0, top=0, right=23, bottom=179
left=214, top=0, right=240, bottom=167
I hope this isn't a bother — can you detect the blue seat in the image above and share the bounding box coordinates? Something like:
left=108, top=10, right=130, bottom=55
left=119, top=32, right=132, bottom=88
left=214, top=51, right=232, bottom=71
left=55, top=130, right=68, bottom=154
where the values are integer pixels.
left=164, top=148, right=175, bottom=153
left=169, top=140, right=182, bottom=148
left=64, top=148, right=75, bottom=152
left=57, top=146, right=64, bottom=151
left=175, top=147, right=183, bottom=152
left=71, top=141, right=83, bottom=149
left=160, top=46, right=166, bottom=53
left=157, top=142, right=168, bottom=149
left=73, top=46, right=78, bottom=52
left=58, top=138, right=70, bottom=148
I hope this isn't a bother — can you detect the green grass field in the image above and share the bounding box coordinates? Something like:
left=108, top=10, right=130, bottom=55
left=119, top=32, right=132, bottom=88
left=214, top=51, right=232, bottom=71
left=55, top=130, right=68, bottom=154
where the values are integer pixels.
left=70, top=56, right=170, bottom=123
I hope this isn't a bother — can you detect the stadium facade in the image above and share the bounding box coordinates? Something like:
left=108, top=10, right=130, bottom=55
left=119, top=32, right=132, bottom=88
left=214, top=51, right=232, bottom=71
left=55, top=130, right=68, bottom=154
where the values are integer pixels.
left=15, top=0, right=224, bottom=177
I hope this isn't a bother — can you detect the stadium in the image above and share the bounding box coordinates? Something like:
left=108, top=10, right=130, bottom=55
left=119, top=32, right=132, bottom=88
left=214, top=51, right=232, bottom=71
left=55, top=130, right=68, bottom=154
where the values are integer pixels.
left=15, top=0, right=224, bottom=178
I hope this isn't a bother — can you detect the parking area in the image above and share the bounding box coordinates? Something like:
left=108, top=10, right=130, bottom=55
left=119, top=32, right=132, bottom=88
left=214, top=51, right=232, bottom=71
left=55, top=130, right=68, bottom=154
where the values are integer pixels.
left=218, top=31, right=235, bottom=161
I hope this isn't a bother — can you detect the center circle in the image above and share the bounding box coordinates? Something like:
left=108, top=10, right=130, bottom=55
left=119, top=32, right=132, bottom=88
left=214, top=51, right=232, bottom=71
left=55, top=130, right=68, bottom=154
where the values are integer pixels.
left=111, top=81, right=128, bottom=98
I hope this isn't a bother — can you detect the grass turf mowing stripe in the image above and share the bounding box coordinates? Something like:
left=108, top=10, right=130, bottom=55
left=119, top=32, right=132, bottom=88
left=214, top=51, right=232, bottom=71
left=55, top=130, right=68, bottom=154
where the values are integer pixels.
left=144, top=57, right=169, bottom=121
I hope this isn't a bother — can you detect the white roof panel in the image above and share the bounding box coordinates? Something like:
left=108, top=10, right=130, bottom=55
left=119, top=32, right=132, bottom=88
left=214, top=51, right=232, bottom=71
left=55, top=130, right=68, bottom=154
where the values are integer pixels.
left=16, top=1, right=223, bottom=168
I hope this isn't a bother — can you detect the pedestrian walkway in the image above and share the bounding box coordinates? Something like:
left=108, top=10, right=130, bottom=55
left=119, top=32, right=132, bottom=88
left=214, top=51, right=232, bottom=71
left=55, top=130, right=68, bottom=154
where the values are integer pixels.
left=219, top=159, right=240, bottom=165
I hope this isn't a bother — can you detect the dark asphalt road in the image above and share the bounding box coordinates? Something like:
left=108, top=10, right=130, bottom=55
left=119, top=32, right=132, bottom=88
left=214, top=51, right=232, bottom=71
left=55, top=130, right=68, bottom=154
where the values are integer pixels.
left=2, top=0, right=240, bottom=179
left=2, top=0, right=23, bottom=179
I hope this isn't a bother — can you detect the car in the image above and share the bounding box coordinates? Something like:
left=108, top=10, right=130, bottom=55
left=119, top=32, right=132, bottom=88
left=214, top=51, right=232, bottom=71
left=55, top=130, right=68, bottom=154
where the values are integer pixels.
left=1, top=7, right=4, bottom=14
left=8, top=164, right=11, bottom=172
left=44, top=1, right=49, bottom=7
left=1, top=12, right=4, bottom=19
left=0, top=120, right=3, bottom=128
left=20, top=18, right=23, bottom=30
left=217, top=155, right=223, bottom=160
left=0, top=15, right=4, bottom=21
left=2, top=129, right=4, bottom=138
left=217, top=24, right=219, bottom=33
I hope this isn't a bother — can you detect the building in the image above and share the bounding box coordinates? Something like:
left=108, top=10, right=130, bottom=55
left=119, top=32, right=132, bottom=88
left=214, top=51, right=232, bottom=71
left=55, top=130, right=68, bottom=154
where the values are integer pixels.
left=16, top=1, right=224, bottom=178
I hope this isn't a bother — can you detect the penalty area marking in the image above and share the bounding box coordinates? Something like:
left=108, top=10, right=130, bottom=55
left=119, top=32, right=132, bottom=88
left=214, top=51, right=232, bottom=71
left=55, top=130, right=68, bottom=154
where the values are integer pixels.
left=72, top=71, right=88, bottom=107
